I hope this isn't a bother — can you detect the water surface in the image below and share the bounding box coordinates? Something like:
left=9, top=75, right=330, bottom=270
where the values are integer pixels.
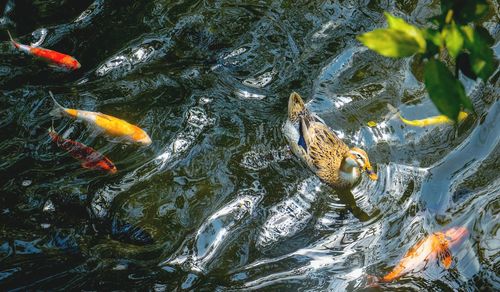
left=1, top=0, right=499, bottom=290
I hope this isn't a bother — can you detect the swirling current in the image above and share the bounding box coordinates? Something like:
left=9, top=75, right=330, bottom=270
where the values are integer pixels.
left=0, top=0, right=499, bottom=291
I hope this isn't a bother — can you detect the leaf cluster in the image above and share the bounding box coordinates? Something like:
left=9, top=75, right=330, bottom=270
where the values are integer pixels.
left=357, top=0, right=497, bottom=121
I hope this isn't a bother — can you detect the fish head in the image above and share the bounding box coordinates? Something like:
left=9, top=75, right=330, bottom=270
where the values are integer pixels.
left=132, top=129, right=152, bottom=146
left=109, top=165, right=118, bottom=174
left=135, top=133, right=152, bottom=146
left=444, top=226, right=469, bottom=247
left=349, top=147, right=377, bottom=180
left=70, top=59, right=81, bottom=70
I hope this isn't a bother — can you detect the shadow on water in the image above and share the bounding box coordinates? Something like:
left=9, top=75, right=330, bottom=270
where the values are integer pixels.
left=0, top=0, right=499, bottom=290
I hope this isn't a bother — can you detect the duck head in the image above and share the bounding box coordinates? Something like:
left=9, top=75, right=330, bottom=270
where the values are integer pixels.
left=340, top=147, right=377, bottom=185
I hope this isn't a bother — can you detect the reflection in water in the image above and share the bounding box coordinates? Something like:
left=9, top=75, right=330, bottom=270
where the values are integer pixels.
left=95, top=41, right=162, bottom=78
left=74, top=0, right=104, bottom=24
left=91, top=97, right=214, bottom=220
left=420, top=102, right=500, bottom=214
left=257, top=176, right=321, bottom=249
left=0, top=0, right=498, bottom=290
left=161, top=183, right=263, bottom=273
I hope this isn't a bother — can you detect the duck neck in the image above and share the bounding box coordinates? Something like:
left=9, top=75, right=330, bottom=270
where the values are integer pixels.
left=340, top=157, right=361, bottom=185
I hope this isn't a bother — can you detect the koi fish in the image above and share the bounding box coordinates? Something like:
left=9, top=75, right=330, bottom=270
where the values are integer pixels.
left=386, top=104, right=469, bottom=127
left=380, top=226, right=468, bottom=282
left=7, top=30, right=81, bottom=70
left=399, top=111, right=469, bottom=127
left=49, top=92, right=152, bottom=146
left=48, top=127, right=117, bottom=174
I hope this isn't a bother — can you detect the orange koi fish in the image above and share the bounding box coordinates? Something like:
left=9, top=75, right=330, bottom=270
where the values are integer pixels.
left=49, top=127, right=117, bottom=174
left=49, top=92, right=152, bottom=146
left=380, top=226, right=468, bottom=282
left=7, top=30, right=81, bottom=70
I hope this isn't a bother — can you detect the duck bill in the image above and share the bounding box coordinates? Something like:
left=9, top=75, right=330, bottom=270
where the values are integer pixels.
left=366, top=168, right=378, bottom=180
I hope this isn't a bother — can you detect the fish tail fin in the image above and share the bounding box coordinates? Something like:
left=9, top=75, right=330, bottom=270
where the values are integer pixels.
left=6, top=30, right=19, bottom=48
left=6, top=30, right=14, bottom=42
left=48, top=120, right=56, bottom=133
left=49, top=91, right=66, bottom=118
left=386, top=103, right=411, bottom=124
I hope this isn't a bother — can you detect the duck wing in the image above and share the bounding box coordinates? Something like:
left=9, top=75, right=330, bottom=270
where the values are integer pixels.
left=299, top=115, right=349, bottom=183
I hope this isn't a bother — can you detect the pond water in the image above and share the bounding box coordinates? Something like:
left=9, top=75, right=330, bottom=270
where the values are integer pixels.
left=0, top=0, right=499, bottom=290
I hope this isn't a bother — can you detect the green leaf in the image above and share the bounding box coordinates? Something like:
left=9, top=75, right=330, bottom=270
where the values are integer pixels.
left=457, top=53, right=477, bottom=80
left=357, top=29, right=422, bottom=57
left=459, top=0, right=489, bottom=23
left=422, top=28, right=442, bottom=57
left=475, top=26, right=494, bottom=46
left=443, top=21, right=463, bottom=58
left=423, top=28, right=443, bottom=47
left=441, top=0, right=490, bottom=24
left=461, top=26, right=498, bottom=81
left=440, top=0, right=454, bottom=16
left=384, top=13, right=427, bottom=50
left=424, top=59, right=473, bottom=121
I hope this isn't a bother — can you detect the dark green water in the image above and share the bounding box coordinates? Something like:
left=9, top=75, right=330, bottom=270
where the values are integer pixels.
left=1, top=0, right=499, bottom=290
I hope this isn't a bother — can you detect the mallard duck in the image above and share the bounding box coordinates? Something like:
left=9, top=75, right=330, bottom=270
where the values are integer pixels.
left=283, top=92, right=377, bottom=189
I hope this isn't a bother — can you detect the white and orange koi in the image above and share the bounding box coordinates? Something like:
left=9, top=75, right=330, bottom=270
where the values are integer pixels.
left=49, top=92, right=152, bottom=146
left=379, top=226, right=468, bottom=282
left=7, top=30, right=81, bottom=70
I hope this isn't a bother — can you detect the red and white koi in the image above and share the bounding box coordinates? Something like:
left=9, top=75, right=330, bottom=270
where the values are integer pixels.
left=7, top=30, right=81, bottom=70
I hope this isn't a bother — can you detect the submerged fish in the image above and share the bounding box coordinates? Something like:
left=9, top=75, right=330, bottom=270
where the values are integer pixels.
left=380, top=226, right=468, bottom=282
left=49, top=92, right=152, bottom=145
left=387, top=104, right=469, bottom=127
left=399, top=111, right=469, bottom=127
left=7, top=30, right=81, bottom=70
left=48, top=127, right=117, bottom=174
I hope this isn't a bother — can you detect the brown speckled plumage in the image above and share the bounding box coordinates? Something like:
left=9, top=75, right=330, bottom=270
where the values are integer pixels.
left=288, top=92, right=306, bottom=123
left=300, top=115, right=351, bottom=188
left=285, top=92, right=369, bottom=189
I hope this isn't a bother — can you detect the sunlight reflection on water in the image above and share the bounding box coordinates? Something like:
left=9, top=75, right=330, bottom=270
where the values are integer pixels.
left=0, top=0, right=498, bottom=290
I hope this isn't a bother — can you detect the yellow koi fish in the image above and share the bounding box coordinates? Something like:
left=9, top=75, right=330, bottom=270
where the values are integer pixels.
left=386, top=104, right=469, bottom=127
left=49, top=92, right=152, bottom=145
left=399, top=111, right=469, bottom=127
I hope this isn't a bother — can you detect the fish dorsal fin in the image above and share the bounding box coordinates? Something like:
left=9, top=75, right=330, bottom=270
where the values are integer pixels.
left=97, top=112, right=113, bottom=121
